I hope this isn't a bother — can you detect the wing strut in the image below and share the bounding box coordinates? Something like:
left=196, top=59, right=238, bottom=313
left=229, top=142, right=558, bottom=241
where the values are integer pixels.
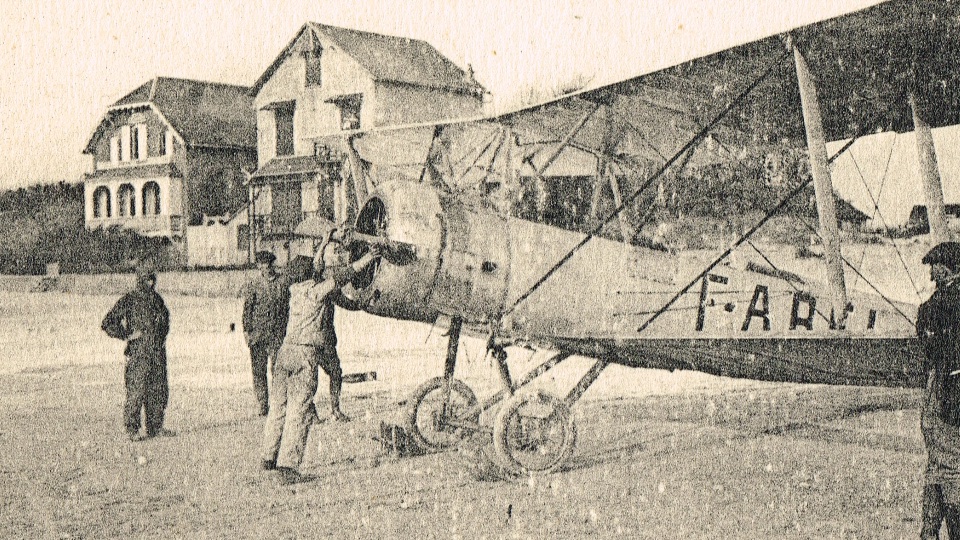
left=910, top=91, right=950, bottom=245
left=790, top=37, right=848, bottom=322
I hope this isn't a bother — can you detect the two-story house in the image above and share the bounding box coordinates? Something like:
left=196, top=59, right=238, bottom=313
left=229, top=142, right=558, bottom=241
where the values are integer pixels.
left=82, top=77, right=257, bottom=265
left=247, top=23, right=487, bottom=254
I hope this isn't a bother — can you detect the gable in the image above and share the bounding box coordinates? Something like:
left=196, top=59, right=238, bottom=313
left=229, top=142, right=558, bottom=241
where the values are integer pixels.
left=84, top=77, right=256, bottom=154
left=250, top=23, right=485, bottom=98
left=312, top=23, right=483, bottom=95
left=83, top=105, right=169, bottom=157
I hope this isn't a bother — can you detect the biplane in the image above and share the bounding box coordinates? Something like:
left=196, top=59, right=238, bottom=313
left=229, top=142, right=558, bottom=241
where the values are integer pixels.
left=290, top=0, right=960, bottom=474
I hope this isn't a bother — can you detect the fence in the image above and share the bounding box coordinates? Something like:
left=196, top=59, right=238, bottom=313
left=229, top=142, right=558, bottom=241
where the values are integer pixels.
left=0, top=269, right=256, bottom=298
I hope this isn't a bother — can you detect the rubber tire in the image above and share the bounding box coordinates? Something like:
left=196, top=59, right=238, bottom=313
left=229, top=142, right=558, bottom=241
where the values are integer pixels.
left=493, top=391, right=577, bottom=475
left=405, top=376, right=479, bottom=451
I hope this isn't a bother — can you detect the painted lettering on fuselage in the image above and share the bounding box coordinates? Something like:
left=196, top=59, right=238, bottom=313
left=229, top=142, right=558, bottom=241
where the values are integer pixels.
left=696, top=273, right=878, bottom=333
left=741, top=285, right=770, bottom=331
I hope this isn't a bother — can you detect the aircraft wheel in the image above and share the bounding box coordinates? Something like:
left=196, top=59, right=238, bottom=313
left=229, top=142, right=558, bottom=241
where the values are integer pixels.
left=406, top=376, right=479, bottom=451
left=493, top=391, right=576, bottom=474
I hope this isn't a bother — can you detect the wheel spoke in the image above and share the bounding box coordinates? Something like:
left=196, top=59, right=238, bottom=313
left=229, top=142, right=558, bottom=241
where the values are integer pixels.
left=493, top=392, right=576, bottom=474
left=406, top=377, right=479, bottom=451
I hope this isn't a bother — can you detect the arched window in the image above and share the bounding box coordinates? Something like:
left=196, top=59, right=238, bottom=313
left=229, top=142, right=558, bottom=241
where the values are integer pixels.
left=142, top=181, right=161, bottom=216
left=118, top=184, right=136, bottom=217
left=93, top=186, right=111, bottom=218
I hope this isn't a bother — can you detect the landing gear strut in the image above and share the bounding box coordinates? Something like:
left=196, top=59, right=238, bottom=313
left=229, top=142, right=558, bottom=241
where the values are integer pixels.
left=406, top=317, right=479, bottom=450
left=404, top=317, right=609, bottom=475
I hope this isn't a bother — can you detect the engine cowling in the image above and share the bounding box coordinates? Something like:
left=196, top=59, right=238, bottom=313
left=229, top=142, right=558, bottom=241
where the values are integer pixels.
left=353, top=181, right=511, bottom=325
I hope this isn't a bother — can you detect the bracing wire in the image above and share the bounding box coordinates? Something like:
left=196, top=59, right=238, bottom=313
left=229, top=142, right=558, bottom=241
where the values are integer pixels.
left=793, top=213, right=915, bottom=325
left=846, top=138, right=922, bottom=300
left=501, top=49, right=793, bottom=319
left=633, top=126, right=881, bottom=334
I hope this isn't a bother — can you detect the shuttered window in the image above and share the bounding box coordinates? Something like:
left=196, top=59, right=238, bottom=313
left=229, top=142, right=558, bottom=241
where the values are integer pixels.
left=110, top=136, right=119, bottom=163
left=93, top=186, right=111, bottom=218
left=135, top=124, right=147, bottom=160
left=120, top=125, right=131, bottom=161
left=275, top=105, right=295, bottom=157
left=142, top=181, right=161, bottom=216
left=163, top=130, right=174, bottom=156
left=305, top=49, right=322, bottom=87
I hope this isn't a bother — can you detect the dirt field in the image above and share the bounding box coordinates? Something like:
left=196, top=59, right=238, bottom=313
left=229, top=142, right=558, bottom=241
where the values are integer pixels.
left=0, top=290, right=929, bottom=539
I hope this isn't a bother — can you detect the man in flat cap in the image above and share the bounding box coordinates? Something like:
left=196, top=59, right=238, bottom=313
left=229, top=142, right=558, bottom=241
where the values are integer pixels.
left=918, top=241, right=960, bottom=538
left=242, top=250, right=290, bottom=416
left=260, top=245, right=380, bottom=485
left=101, top=260, right=173, bottom=441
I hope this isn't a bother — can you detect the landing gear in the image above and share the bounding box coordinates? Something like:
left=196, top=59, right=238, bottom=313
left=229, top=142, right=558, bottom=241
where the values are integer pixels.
left=406, top=376, right=479, bottom=450
left=406, top=316, right=481, bottom=451
left=402, top=315, right=607, bottom=476
left=493, top=391, right=577, bottom=474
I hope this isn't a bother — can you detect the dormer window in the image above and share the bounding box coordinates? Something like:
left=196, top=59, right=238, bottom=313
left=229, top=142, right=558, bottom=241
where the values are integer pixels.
left=327, top=94, right=362, bottom=131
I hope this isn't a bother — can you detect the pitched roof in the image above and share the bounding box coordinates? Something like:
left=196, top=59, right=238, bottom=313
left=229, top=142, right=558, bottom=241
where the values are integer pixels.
left=85, top=77, right=256, bottom=153
left=250, top=23, right=486, bottom=97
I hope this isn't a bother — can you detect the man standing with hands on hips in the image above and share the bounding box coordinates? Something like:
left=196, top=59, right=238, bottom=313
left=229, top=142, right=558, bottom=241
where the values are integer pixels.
left=101, top=260, right=173, bottom=442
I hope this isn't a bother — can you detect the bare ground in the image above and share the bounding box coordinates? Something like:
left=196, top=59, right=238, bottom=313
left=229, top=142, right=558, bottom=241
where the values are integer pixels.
left=0, top=291, right=929, bottom=539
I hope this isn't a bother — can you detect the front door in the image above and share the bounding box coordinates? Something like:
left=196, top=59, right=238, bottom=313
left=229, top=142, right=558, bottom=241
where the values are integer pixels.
left=272, top=181, right=302, bottom=233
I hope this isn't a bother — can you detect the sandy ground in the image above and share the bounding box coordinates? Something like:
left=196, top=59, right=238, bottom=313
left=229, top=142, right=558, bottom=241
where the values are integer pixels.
left=0, top=289, right=931, bottom=539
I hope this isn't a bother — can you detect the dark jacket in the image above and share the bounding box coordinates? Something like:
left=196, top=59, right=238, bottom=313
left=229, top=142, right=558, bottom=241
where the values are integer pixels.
left=918, top=278, right=960, bottom=426
left=242, top=273, right=291, bottom=347
left=102, top=288, right=170, bottom=359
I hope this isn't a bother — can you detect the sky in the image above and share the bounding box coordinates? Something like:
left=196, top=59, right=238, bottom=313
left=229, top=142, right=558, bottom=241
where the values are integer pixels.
left=0, top=0, right=884, bottom=189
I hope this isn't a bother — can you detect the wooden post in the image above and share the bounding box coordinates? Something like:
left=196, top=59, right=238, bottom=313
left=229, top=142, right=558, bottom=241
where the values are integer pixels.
left=792, top=39, right=848, bottom=320
left=505, top=127, right=517, bottom=197
left=606, top=164, right=632, bottom=242
left=588, top=158, right=605, bottom=226
left=339, top=173, right=351, bottom=225
left=589, top=106, right=612, bottom=231
left=332, top=174, right=343, bottom=226
left=910, top=91, right=949, bottom=245
left=247, top=183, right=255, bottom=263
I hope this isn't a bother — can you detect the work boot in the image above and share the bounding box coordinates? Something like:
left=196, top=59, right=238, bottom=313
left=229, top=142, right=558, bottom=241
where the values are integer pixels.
left=128, top=431, right=146, bottom=442
left=276, top=467, right=312, bottom=486
left=332, top=409, right=350, bottom=423
left=260, top=460, right=277, bottom=471
left=149, top=428, right=176, bottom=438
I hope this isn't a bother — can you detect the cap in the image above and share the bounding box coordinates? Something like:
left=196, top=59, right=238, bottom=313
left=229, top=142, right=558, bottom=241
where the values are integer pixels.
left=922, top=241, right=960, bottom=271
left=254, top=250, right=276, bottom=264
left=286, top=255, right=315, bottom=282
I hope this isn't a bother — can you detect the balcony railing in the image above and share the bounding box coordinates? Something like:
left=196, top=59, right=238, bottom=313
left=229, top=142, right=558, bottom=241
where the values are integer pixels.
left=87, top=214, right=185, bottom=237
